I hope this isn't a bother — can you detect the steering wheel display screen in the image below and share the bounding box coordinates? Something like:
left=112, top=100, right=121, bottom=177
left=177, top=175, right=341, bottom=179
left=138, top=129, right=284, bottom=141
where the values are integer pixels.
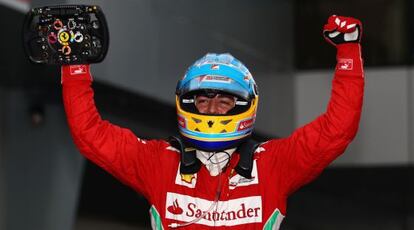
left=23, top=5, right=109, bottom=65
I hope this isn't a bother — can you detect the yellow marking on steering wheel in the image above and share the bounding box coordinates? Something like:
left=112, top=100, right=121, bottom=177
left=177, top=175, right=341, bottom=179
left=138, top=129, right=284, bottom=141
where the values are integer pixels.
left=59, top=32, right=70, bottom=43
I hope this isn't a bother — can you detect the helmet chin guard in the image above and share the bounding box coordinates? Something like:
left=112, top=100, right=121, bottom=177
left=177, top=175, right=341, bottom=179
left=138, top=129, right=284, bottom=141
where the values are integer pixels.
left=176, top=53, right=258, bottom=151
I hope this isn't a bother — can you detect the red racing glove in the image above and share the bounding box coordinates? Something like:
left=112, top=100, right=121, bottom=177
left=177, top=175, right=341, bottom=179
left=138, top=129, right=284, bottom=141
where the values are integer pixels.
left=323, top=15, right=362, bottom=46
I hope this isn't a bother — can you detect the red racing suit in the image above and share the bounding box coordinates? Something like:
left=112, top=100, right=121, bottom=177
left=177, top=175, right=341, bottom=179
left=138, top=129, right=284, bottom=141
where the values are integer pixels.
left=61, top=44, right=364, bottom=229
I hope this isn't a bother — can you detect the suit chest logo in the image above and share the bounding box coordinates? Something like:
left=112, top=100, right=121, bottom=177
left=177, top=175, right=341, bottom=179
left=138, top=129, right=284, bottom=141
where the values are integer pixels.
left=174, top=165, right=198, bottom=188
left=228, top=160, right=259, bottom=190
left=165, top=192, right=262, bottom=226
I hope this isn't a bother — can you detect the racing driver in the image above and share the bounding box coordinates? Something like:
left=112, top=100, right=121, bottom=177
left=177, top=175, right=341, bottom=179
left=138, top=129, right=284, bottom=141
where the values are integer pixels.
left=61, top=15, right=364, bottom=229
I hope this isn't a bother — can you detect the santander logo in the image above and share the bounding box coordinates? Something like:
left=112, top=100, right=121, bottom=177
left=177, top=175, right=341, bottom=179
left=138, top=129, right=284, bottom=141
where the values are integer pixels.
left=167, top=199, right=183, bottom=215
left=165, top=192, right=262, bottom=226
left=237, top=118, right=254, bottom=131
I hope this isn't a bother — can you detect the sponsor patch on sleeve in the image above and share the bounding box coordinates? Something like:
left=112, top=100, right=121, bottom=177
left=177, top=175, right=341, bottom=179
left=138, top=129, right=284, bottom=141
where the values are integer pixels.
left=337, top=58, right=353, bottom=70
left=69, top=65, right=88, bottom=75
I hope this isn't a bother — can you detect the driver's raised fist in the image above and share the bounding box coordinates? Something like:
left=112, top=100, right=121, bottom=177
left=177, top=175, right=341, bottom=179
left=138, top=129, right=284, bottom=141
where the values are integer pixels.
left=323, top=15, right=362, bottom=46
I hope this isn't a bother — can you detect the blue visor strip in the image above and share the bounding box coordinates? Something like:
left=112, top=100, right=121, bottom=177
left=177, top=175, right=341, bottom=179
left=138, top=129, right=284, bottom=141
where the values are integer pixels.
left=179, top=127, right=253, bottom=139
left=182, top=136, right=239, bottom=151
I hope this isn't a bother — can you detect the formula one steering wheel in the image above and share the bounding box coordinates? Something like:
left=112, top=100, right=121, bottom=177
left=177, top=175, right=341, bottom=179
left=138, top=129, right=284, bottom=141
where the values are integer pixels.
left=23, top=5, right=109, bottom=65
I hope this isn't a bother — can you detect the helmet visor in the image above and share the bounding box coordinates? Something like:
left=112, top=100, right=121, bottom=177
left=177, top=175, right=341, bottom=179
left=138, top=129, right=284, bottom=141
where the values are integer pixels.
left=178, top=75, right=251, bottom=101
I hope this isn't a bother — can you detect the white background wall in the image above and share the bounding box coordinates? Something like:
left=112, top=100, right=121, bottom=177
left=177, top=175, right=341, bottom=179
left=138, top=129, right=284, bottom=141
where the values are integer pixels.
left=295, top=67, right=414, bottom=165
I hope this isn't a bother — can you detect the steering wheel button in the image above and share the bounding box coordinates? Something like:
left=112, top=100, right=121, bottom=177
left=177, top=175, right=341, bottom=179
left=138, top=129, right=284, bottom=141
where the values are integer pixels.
left=53, top=19, right=63, bottom=30
left=41, top=52, right=48, bottom=59
left=92, top=21, right=99, bottom=29
left=58, top=30, right=71, bottom=46
left=61, top=46, right=71, bottom=55
left=68, top=19, right=76, bottom=29
left=48, top=33, right=57, bottom=44
left=74, top=32, right=84, bottom=43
